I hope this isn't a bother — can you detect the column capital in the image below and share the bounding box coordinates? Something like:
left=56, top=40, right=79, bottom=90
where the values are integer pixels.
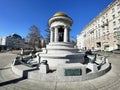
left=64, top=26, right=71, bottom=31
left=64, top=25, right=69, bottom=28
left=50, top=27, right=54, bottom=30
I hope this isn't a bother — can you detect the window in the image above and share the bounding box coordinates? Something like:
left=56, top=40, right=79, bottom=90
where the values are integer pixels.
left=114, top=28, right=116, bottom=31
left=102, top=16, right=105, bottom=19
left=118, top=26, right=120, bottom=31
left=96, top=30, right=97, bottom=38
left=112, top=15, right=115, bottom=19
left=118, top=11, right=120, bottom=16
left=106, top=13, right=108, bottom=17
left=98, top=29, right=100, bottom=38
left=96, top=26, right=97, bottom=29
left=96, top=42, right=101, bottom=47
left=113, top=21, right=116, bottom=26
left=102, top=21, right=104, bottom=25
left=117, top=4, right=120, bottom=9
left=114, top=28, right=118, bottom=35
left=118, top=19, right=120, bottom=24
left=112, top=8, right=115, bottom=13
left=106, top=19, right=108, bottom=22
left=106, top=19, right=108, bottom=24
left=98, top=24, right=100, bottom=27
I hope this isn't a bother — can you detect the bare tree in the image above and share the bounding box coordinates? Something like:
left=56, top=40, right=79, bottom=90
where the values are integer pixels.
left=26, top=25, right=42, bottom=49
left=45, top=27, right=50, bottom=44
left=44, top=23, right=50, bottom=44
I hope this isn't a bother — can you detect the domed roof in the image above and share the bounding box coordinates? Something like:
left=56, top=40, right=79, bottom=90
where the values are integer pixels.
left=48, top=12, right=73, bottom=26
left=53, top=12, right=68, bottom=17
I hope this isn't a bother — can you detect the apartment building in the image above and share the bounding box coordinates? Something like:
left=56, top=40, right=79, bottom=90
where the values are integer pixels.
left=77, top=0, right=120, bottom=51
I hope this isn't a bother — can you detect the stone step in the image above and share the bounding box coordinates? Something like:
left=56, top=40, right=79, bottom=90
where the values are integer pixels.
left=48, top=42, right=74, bottom=46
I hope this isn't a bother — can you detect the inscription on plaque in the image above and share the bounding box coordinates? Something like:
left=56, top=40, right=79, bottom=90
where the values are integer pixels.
left=64, top=69, right=82, bottom=76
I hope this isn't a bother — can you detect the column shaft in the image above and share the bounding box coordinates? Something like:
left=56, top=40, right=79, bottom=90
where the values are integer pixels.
left=50, top=29, right=54, bottom=42
left=64, top=27, right=68, bottom=42
left=55, top=27, right=58, bottom=42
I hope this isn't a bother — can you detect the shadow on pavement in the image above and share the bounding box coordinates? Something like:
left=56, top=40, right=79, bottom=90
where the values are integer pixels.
left=0, top=67, right=38, bottom=86
left=0, top=77, right=26, bottom=86
left=0, top=67, right=11, bottom=70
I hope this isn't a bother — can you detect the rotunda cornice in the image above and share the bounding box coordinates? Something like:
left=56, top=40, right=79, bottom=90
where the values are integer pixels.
left=48, top=16, right=73, bottom=26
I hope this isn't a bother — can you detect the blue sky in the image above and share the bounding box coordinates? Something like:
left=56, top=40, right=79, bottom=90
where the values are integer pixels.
left=0, top=0, right=114, bottom=40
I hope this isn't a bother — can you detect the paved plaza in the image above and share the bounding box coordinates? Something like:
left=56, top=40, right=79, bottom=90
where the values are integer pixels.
left=0, top=52, right=120, bottom=90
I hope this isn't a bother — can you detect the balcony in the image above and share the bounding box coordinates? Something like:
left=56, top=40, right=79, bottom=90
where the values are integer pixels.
left=103, top=41, right=108, bottom=43
left=101, top=20, right=108, bottom=28
left=114, top=29, right=120, bottom=33
left=101, top=23, right=108, bottom=28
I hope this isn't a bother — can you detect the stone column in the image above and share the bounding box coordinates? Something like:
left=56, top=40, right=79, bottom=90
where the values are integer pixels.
left=50, top=28, right=54, bottom=42
left=68, top=28, right=70, bottom=42
left=64, top=27, right=68, bottom=42
left=54, top=27, right=58, bottom=42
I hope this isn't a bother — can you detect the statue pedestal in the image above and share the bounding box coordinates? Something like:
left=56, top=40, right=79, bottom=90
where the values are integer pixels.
left=87, top=63, right=98, bottom=73
left=39, top=60, right=49, bottom=74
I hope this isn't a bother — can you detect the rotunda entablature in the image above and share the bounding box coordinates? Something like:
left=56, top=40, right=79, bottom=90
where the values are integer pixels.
left=48, top=15, right=73, bottom=26
left=50, top=21, right=70, bottom=28
left=50, top=25, right=70, bottom=31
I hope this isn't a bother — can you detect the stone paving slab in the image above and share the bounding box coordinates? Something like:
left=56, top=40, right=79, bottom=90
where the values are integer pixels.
left=88, top=70, right=120, bottom=89
left=56, top=81, right=96, bottom=90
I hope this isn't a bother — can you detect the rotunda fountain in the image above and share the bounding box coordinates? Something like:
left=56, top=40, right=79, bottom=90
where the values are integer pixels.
left=11, top=12, right=111, bottom=82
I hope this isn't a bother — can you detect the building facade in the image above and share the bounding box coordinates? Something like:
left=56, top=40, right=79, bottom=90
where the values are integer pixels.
left=77, top=31, right=84, bottom=50
left=0, top=33, right=25, bottom=50
left=77, top=0, right=120, bottom=51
